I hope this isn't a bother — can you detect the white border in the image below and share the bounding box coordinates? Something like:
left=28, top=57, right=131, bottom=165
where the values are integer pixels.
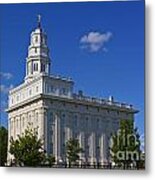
left=0, top=0, right=154, bottom=179
left=0, top=0, right=143, bottom=3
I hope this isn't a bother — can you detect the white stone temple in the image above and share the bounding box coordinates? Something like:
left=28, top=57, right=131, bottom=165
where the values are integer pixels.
left=7, top=16, right=138, bottom=166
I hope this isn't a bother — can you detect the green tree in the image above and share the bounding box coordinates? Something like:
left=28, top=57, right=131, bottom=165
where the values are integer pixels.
left=66, top=138, right=83, bottom=167
left=46, top=154, right=55, bottom=167
left=0, top=126, right=8, bottom=166
left=110, top=119, right=141, bottom=169
left=9, top=125, right=45, bottom=167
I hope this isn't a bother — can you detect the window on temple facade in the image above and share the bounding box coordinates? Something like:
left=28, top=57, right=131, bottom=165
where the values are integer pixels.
left=74, top=115, right=78, bottom=127
left=50, top=85, right=55, bottom=93
left=29, top=89, right=32, bottom=96
left=35, top=36, right=38, bottom=43
left=16, top=95, right=19, bottom=101
left=34, top=47, right=37, bottom=53
left=36, top=86, right=39, bottom=92
left=36, top=112, right=38, bottom=122
left=41, top=63, right=46, bottom=72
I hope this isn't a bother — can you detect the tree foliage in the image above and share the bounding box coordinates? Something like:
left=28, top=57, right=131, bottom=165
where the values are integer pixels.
left=0, top=126, right=8, bottom=166
left=110, top=119, right=141, bottom=168
left=46, top=154, right=55, bottom=167
left=66, top=138, right=83, bottom=167
left=9, top=125, right=45, bottom=167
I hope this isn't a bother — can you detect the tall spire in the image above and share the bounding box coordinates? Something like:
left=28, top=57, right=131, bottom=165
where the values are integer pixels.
left=37, top=14, right=41, bottom=29
left=25, top=15, right=51, bottom=83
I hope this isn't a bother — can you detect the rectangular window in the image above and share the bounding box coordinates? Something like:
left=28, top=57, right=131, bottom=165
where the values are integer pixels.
left=35, top=36, right=38, bottom=43
left=51, top=85, right=55, bottom=93
left=34, top=63, right=38, bottom=71
left=35, top=48, right=37, bottom=53
left=36, top=86, right=39, bottom=92
left=60, top=88, right=68, bottom=95
left=17, top=95, right=19, bottom=101
left=97, top=119, right=100, bottom=129
left=29, top=89, right=32, bottom=95
left=41, top=63, right=46, bottom=72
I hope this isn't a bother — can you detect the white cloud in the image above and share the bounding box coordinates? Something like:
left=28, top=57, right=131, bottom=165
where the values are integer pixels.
left=0, top=84, right=14, bottom=94
left=80, top=31, right=112, bottom=52
left=0, top=72, right=13, bottom=80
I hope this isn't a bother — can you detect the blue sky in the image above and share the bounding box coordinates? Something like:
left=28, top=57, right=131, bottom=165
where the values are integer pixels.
left=0, top=1, right=144, bottom=143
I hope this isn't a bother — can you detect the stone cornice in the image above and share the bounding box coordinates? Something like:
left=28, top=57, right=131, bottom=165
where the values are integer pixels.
left=9, top=73, right=73, bottom=96
left=6, top=94, right=43, bottom=113
left=42, top=94, right=138, bottom=114
left=9, top=76, right=42, bottom=94
left=45, top=74, right=74, bottom=84
left=6, top=93, right=138, bottom=114
left=26, top=56, right=50, bottom=62
left=7, top=91, right=138, bottom=114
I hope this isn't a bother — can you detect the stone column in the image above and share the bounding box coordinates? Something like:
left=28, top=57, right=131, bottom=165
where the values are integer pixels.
left=14, top=118, right=17, bottom=139
left=90, top=132, right=96, bottom=166
left=19, top=115, right=22, bottom=135
left=54, top=111, right=61, bottom=163
left=8, top=118, right=11, bottom=148
left=44, top=109, right=48, bottom=153
left=66, top=112, right=72, bottom=141
left=38, top=61, right=41, bottom=73
left=21, top=115, right=25, bottom=134
left=31, top=110, right=35, bottom=128
left=31, top=61, right=33, bottom=74
left=38, top=108, right=45, bottom=148
left=79, top=131, right=85, bottom=165
left=7, top=117, right=12, bottom=165
left=11, top=117, right=14, bottom=139
left=100, top=134, right=104, bottom=165
left=25, top=112, right=28, bottom=130
left=103, top=134, right=108, bottom=164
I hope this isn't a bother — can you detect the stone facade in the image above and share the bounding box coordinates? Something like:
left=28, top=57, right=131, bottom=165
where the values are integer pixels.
left=7, top=17, right=138, bottom=166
